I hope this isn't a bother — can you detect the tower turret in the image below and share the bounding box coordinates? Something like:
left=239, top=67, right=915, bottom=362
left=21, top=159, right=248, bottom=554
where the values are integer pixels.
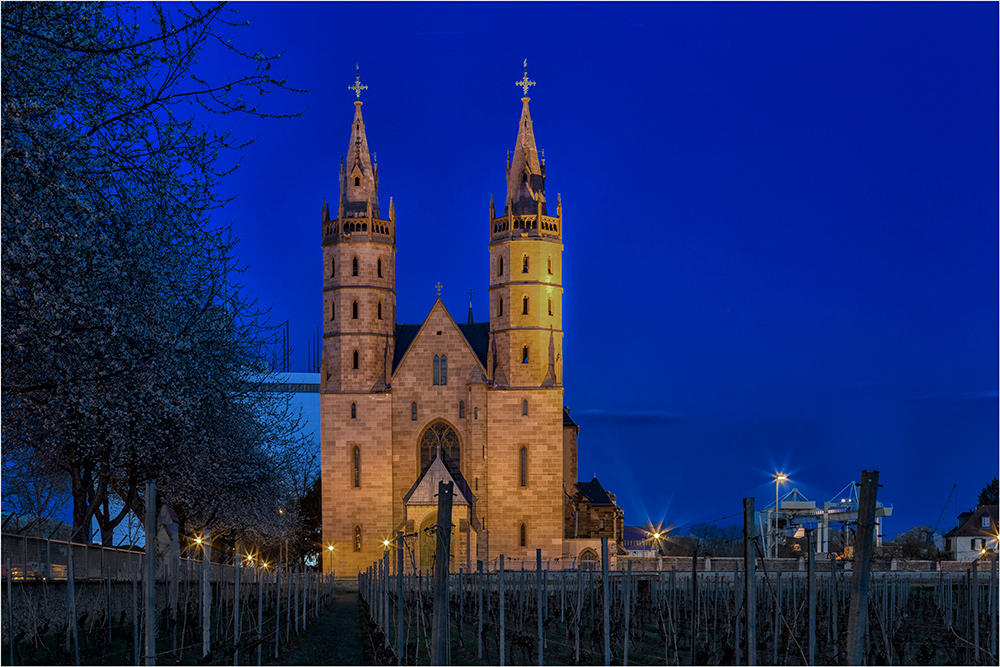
left=322, top=68, right=396, bottom=392
left=488, top=64, right=563, bottom=388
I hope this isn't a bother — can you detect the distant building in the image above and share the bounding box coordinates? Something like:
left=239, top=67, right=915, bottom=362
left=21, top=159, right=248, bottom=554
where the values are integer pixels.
left=621, top=526, right=660, bottom=558
left=944, top=505, right=998, bottom=560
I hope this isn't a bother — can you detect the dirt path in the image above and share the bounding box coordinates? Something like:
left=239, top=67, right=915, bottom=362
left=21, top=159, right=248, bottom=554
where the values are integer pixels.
left=268, top=583, right=370, bottom=666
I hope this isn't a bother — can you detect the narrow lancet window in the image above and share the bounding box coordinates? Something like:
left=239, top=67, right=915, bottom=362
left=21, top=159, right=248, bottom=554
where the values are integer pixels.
left=352, top=300, right=358, bottom=319
left=459, top=401, right=465, bottom=418
left=352, top=256, right=359, bottom=276
left=411, top=402, right=418, bottom=421
left=433, top=356, right=440, bottom=385
left=377, top=258, right=383, bottom=277
left=520, top=446, right=527, bottom=486
left=440, top=356, right=448, bottom=385
left=522, top=255, right=529, bottom=273
left=522, top=296, right=529, bottom=315
left=353, top=447, right=361, bottom=487
left=353, top=350, right=359, bottom=369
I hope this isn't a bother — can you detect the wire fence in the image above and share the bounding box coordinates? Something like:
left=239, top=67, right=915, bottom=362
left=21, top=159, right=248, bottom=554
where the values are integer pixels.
left=1, top=532, right=336, bottom=666
left=359, top=546, right=999, bottom=666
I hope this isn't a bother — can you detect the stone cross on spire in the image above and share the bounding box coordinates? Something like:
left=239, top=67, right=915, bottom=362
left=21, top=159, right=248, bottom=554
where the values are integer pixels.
left=516, top=59, right=536, bottom=96
left=348, top=63, right=368, bottom=100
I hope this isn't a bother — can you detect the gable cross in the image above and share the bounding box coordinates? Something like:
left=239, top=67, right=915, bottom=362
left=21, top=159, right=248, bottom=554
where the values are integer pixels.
left=435, top=282, right=443, bottom=297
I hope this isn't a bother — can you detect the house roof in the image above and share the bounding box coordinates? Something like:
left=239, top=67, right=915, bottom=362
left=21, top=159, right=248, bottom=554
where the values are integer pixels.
left=577, top=477, right=615, bottom=507
left=945, top=505, right=998, bottom=538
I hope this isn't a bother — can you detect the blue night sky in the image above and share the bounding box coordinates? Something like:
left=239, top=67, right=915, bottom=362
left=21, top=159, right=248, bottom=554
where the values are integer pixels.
left=208, top=2, right=997, bottom=538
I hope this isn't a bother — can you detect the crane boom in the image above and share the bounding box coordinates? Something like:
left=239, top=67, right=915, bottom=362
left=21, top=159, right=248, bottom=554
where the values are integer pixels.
left=933, top=484, right=957, bottom=534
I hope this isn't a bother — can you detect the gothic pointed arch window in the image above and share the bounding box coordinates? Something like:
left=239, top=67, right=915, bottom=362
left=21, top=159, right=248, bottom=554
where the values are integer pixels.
left=547, top=256, right=552, bottom=275
left=353, top=447, right=361, bottom=487
left=331, top=301, right=336, bottom=320
left=522, top=296, right=529, bottom=315
left=520, top=522, right=527, bottom=547
left=353, top=349, right=359, bottom=369
left=433, top=356, right=440, bottom=385
left=352, top=300, right=358, bottom=319
left=459, top=401, right=465, bottom=418
left=377, top=301, right=383, bottom=320
left=548, top=298, right=553, bottom=316
left=440, top=356, right=447, bottom=385
left=498, top=256, right=504, bottom=276
left=377, top=257, right=383, bottom=277
left=522, top=399, right=528, bottom=416
left=522, top=346, right=529, bottom=364
left=499, top=298, right=504, bottom=317
left=411, top=402, right=417, bottom=421
left=351, top=403, right=357, bottom=419
left=354, top=526, right=362, bottom=551
left=331, top=258, right=336, bottom=276
left=419, top=421, right=461, bottom=478
left=520, top=446, right=527, bottom=486
left=352, top=256, right=359, bottom=276
left=522, top=255, right=529, bottom=273
left=354, top=176, right=360, bottom=187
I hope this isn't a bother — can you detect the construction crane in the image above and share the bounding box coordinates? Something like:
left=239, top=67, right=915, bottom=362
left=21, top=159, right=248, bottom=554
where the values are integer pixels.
left=931, top=484, right=957, bottom=545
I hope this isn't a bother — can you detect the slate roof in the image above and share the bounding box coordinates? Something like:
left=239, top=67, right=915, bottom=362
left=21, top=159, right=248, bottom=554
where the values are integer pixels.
left=577, top=477, right=615, bottom=507
left=563, top=406, right=578, bottom=428
left=392, top=321, right=490, bottom=375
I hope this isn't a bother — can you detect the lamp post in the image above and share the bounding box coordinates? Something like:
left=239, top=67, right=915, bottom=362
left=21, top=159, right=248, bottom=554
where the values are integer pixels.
left=773, top=473, right=788, bottom=558
left=327, top=544, right=335, bottom=573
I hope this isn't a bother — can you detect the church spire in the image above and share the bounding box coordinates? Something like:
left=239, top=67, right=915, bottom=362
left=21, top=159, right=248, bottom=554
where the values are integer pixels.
left=341, top=65, right=380, bottom=219
left=506, top=61, right=545, bottom=216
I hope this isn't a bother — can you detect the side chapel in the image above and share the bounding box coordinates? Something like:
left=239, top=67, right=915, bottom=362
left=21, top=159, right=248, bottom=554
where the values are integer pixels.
left=320, top=66, right=624, bottom=573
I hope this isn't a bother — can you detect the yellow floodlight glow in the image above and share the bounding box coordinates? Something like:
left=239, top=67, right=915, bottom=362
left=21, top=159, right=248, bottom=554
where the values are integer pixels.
left=327, top=545, right=335, bottom=552
left=382, top=539, right=390, bottom=547
left=195, top=536, right=203, bottom=545
left=653, top=532, right=661, bottom=540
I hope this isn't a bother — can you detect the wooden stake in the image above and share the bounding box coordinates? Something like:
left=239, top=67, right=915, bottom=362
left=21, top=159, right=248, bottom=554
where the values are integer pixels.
left=430, top=481, right=454, bottom=666
left=144, top=482, right=157, bottom=666
left=845, top=470, right=879, bottom=666
left=743, top=497, right=756, bottom=666
left=602, top=537, right=610, bottom=666
left=807, top=531, right=815, bottom=665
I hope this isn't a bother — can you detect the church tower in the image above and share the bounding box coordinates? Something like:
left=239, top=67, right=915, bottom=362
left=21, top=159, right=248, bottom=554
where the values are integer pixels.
left=321, top=69, right=396, bottom=392
left=488, top=65, right=563, bottom=389
left=320, top=69, right=396, bottom=566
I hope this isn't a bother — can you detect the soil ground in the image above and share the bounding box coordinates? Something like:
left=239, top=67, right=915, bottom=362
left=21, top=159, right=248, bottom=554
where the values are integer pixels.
left=268, top=581, right=371, bottom=666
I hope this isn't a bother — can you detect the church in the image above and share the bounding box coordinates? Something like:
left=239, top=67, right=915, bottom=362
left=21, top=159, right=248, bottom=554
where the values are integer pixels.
left=320, top=67, right=624, bottom=573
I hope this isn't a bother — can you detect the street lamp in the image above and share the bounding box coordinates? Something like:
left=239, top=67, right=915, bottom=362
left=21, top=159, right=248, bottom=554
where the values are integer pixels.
left=327, top=544, right=335, bottom=572
left=773, top=473, right=788, bottom=558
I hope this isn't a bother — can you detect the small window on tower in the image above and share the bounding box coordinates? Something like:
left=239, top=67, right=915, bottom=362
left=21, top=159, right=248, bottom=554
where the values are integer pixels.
left=354, top=526, right=362, bottom=551
left=522, top=255, right=529, bottom=273
left=411, top=402, right=418, bottom=421
left=520, top=523, right=527, bottom=547
left=352, top=300, right=358, bottom=319
left=548, top=299, right=553, bottom=316
left=377, top=301, right=383, bottom=320
left=474, top=407, right=479, bottom=419
left=522, top=400, right=528, bottom=416
left=332, top=258, right=336, bottom=276
left=547, top=257, right=552, bottom=274
left=351, top=403, right=356, bottom=419
left=499, top=298, right=504, bottom=316
left=377, top=258, right=383, bottom=278
left=522, top=296, right=529, bottom=315
left=459, top=401, right=465, bottom=419
left=353, top=350, right=359, bottom=369
left=520, top=446, right=527, bottom=486
left=354, top=176, right=360, bottom=187
left=522, top=346, right=529, bottom=364
left=352, top=257, right=359, bottom=276
left=498, top=256, right=504, bottom=276
left=331, top=301, right=336, bottom=320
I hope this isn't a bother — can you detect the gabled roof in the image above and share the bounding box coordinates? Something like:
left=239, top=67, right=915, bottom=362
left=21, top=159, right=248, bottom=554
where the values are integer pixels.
left=945, top=505, right=998, bottom=538
left=577, top=477, right=615, bottom=507
left=391, top=302, right=489, bottom=375
left=402, top=457, right=472, bottom=505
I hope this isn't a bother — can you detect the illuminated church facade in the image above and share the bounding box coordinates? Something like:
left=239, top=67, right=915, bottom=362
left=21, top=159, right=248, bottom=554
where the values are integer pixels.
left=320, top=68, right=623, bottom=573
